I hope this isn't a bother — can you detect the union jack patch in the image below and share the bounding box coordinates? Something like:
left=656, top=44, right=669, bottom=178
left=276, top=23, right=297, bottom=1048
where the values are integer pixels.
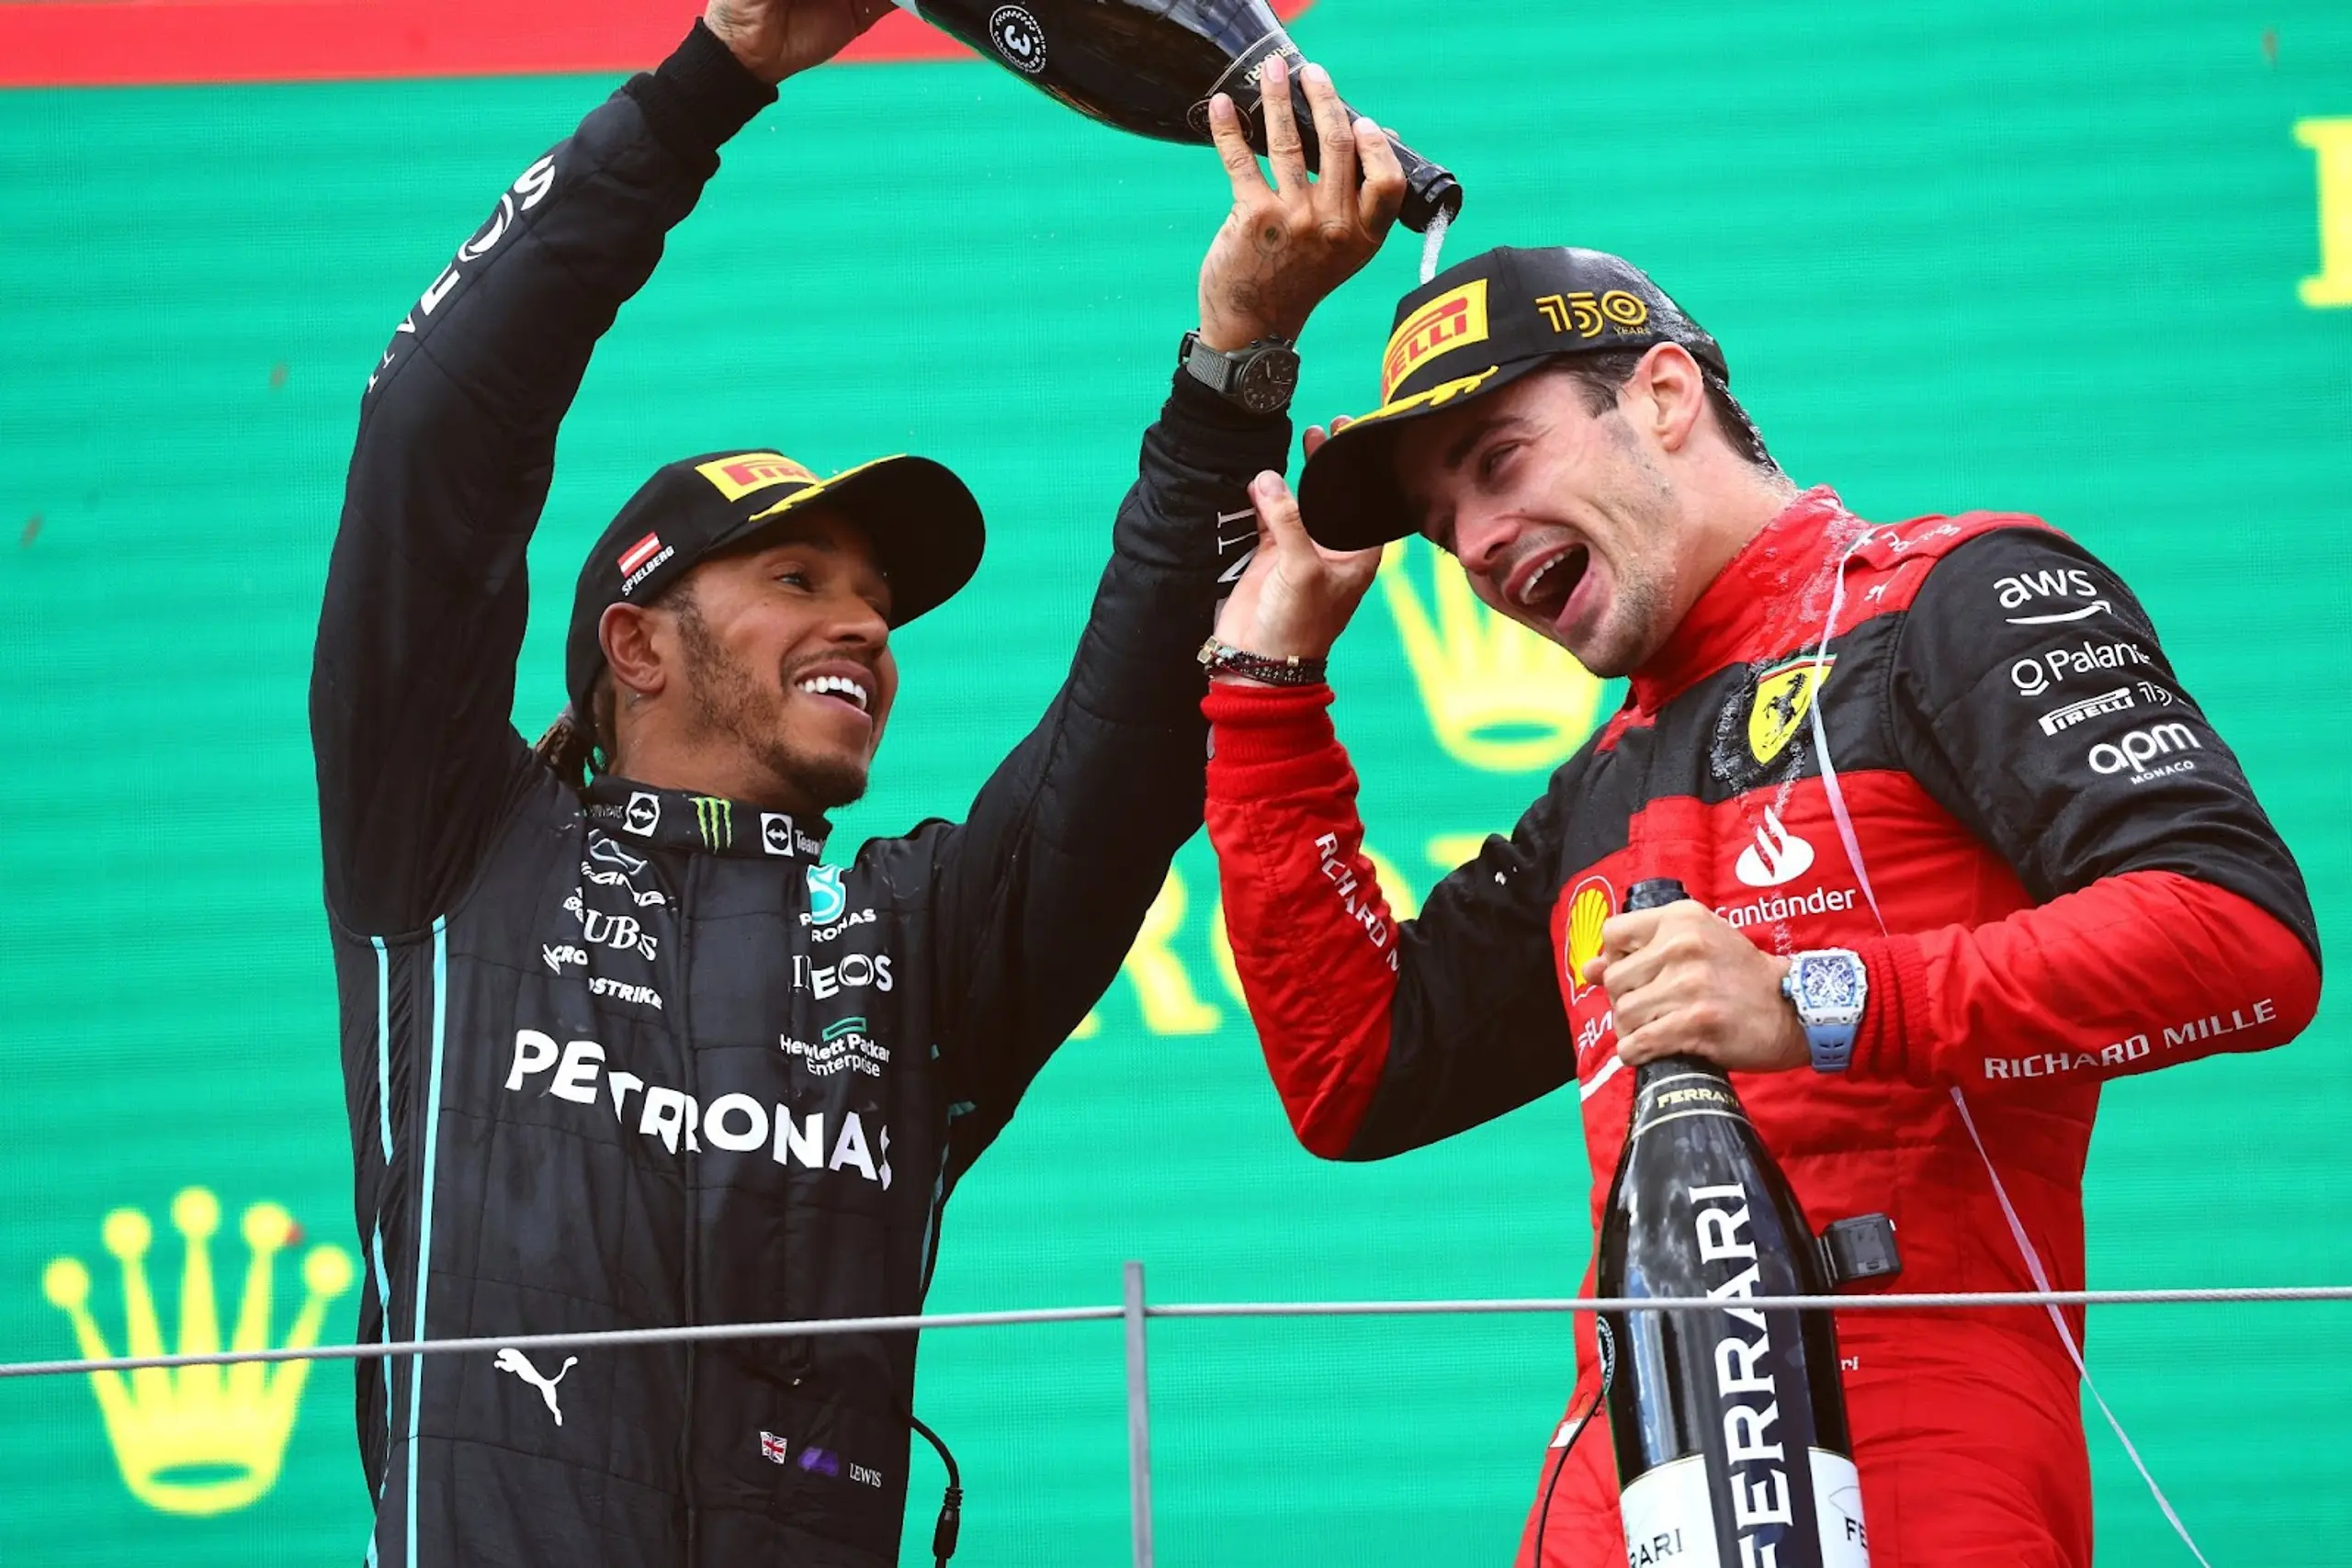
left=760, top=1430, right=789, bottom=1465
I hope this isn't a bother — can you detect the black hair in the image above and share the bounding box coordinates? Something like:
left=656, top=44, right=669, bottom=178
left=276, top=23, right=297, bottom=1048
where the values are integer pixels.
left=1552, top=347, right=1777, bottom=472
left=530, top=573, right=699, bottom=788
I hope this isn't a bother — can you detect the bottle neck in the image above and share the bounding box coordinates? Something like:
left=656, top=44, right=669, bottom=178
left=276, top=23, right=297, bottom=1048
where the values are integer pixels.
left=1632, top=1054, right=1730, bottom=1091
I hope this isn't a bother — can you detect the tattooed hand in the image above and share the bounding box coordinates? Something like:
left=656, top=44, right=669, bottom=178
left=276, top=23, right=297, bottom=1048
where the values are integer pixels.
left=1196, top=54, right=1407, bottom=351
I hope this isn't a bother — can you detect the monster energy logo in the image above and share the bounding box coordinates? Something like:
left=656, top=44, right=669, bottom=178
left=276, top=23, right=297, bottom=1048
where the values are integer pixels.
left=691, top=796, right=732, bottom=849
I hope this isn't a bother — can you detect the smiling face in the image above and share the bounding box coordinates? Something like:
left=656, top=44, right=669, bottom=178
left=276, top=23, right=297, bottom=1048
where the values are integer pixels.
left=601, top=506, right=899, bottom=813
left=1389, top=356, right=1699, bottom=679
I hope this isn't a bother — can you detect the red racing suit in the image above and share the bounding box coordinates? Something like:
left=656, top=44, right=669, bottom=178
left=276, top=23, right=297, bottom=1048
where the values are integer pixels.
left=1202, top=489, right=2319, bottom=1566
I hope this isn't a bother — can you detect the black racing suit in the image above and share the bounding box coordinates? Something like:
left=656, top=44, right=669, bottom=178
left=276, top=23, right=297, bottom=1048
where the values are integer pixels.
left=310, top=24, right=1284, bottom=1564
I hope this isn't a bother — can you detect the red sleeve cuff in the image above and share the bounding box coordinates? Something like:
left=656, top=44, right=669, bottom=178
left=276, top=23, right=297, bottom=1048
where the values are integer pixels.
left=1851, top=931, right=1928, bottom=1081
left=1204, top=682, right=1354, bottom=791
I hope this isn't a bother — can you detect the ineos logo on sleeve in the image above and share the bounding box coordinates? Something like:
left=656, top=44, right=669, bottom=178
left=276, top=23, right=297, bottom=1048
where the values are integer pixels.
left=988, top=6, right=1047, bottom=73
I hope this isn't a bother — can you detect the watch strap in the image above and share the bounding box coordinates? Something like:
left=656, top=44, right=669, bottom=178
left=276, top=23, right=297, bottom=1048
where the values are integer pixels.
left=1182, top=333, right=1238, bottom=395
left=1804, top=1019, right=1858, bottom=1073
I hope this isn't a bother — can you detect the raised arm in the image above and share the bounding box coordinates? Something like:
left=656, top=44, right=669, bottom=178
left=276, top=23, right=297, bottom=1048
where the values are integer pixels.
left=921, top=60, right=1408, bottom=1155
left=310, top=10, right=865, bottom=934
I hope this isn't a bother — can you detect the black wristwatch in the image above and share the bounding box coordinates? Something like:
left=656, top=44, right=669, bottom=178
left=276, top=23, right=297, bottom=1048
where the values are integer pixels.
left=1180, top=332, right=1301, bottom=415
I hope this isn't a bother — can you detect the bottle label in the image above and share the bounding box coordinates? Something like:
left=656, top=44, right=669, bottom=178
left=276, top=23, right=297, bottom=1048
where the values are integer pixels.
left=985, top=5, right=1048, bottom=74
left=1187, top=28, right=1303, bottom=135
left=1630, top=1069, right=1750, bottom=1139
left=1617, top=1454, right=1721, bottom=1568
left=1812, top=1450, right=1870, bottom=1565
left=1619, top=1450, right=1868, bottom=1567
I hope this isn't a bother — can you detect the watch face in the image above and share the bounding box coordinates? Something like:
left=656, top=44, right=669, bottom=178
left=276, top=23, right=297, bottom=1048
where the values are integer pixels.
left=1798, top=955, right=1863, bottom=1011
left=1238, top=350, right=1300, bottom=413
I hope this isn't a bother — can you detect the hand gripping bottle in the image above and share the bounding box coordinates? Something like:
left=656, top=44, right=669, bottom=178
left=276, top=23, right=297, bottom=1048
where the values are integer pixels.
left=1594, top=878, right=1869, bottom=1567
left=888, top=0, right=1464, bottom=231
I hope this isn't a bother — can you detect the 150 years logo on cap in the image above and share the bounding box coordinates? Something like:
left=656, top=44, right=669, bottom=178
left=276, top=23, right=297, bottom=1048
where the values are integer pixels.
left=1535, top=288, right=1649, bottom=340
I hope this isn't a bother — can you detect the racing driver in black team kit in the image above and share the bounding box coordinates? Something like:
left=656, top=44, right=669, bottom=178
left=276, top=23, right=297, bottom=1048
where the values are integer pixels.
left=309, top=0, right=1407, bottom=1558
left=1196, top=246, right=2320, bottom=1564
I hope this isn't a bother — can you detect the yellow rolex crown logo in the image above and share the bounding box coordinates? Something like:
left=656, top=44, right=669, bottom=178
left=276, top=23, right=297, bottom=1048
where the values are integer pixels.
left=1376, top=536, right=1608, bottom=773
left=41, top=1188, right=356, bottom=1517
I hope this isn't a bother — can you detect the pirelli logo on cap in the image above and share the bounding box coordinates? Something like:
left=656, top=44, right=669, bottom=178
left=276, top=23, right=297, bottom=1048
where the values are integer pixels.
left=695, top=452, right=819, bottom=502
left=1381, top=280, right=1489, bottom=401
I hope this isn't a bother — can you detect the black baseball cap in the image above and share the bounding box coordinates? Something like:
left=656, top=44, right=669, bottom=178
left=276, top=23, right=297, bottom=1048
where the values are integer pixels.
left=563, top=448, right=985, bottom=714
left=1296, top=246, right=1729, bottom=550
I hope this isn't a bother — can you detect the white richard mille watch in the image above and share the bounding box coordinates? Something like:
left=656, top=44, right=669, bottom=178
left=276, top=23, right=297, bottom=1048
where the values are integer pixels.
left=1782, top=949, right=1868, bottom=1073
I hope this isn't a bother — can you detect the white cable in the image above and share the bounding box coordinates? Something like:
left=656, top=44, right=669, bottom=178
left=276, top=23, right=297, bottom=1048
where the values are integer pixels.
left=6, top=1287, right=2349, bottom=1382
left=1805, top=523, right=1888, bottom=935
left=1951, top=1089, right=2215, bottom=1566
left=1805, top=512, right=2212, bottom=1562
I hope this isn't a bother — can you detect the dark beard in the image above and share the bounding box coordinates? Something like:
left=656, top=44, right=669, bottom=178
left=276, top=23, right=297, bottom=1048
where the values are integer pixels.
left=674, top=594, right=871, bottom=810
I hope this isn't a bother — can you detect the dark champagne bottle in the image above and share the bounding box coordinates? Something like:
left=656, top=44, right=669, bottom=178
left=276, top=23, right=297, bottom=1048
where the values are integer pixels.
left=892, top=0, right=1464, bottom=232
left=1595, top=878, right=1869, bottom=1568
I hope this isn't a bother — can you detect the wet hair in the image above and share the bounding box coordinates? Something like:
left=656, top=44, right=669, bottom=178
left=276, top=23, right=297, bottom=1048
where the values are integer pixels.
left=1552, top=348, right=1777, bottom=472
left=530, top=574, right=698, bottom=788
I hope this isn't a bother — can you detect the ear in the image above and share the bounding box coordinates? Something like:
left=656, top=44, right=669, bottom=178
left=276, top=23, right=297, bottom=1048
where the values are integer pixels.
left=1634, top=343, right=1708, bottom=455
left=599, top=601, right=670, bottom=700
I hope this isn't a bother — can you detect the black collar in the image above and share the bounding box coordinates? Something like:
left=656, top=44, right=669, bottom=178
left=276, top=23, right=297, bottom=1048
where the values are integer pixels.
left=582, top=776, right=831, bottom=861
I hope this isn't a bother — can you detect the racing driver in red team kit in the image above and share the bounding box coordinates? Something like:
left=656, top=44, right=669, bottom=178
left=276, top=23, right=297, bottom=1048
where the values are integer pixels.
left=1193, top=243, right=2321, bottom=1564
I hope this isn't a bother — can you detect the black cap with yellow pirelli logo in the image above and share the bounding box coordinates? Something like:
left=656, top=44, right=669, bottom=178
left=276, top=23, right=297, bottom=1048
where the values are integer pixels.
left=564, top=448, right=984, bottom=713
left=1296, top=245, right=1728, bottom=550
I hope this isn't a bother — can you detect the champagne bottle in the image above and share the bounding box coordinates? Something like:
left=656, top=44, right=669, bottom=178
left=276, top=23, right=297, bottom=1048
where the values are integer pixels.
left=1595, top=878, right=1869, bottom=1568
left=890, top=0, right=1464, bottom=232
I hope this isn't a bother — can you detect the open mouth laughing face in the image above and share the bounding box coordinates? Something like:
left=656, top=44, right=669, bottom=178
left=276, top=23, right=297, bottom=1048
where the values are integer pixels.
left=1390, top=367, right=1682, bottom=678
left=676, top=510, right=901, bottom=807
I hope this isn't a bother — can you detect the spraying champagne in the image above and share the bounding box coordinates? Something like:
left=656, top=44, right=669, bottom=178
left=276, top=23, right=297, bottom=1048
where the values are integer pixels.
left=1596, top=878, right=1870, bottom=1567
left=890, top=0, right=1463, bottom=232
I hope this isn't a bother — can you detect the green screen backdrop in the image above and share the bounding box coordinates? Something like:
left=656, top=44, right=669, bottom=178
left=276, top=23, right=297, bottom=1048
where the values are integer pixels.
left=2, top=0, right=2347, bottom=1561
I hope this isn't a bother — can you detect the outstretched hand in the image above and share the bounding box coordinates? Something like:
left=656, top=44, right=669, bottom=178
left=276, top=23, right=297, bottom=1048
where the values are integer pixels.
left=1197, top=56, right=1408, bottom=350
left=1212, top=429, right=1383, bottom=671
left=703, top=0, right=893, bottom=85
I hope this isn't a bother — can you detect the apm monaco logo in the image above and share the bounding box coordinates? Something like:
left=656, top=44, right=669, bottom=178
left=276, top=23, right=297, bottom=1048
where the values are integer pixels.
left=617, top=530, right=673, bottom=596
left=988, top=5, right=1046, bottom=73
